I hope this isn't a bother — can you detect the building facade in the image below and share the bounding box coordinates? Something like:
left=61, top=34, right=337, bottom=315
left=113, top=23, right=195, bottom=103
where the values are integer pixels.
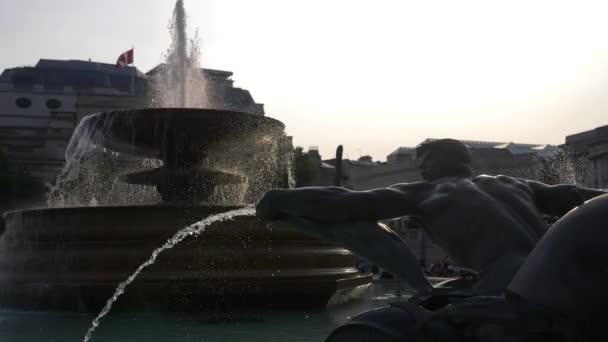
left=0, top=60, right=144, bottom=182
left=565, top=124, right=608, bottom=189
left=0, top=59, right=265, bottom=184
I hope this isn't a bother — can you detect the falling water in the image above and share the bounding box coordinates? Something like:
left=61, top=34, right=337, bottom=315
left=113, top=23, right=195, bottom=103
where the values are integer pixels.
left=47, top=113, right=116, bottom=206
left=82, top=207, right=255, bottom=342
left=286, top=151, right=296, bottom=189
left=47, top=114, right=164, bottom=207
left=555, top=154, right=585, bottom=185
left=532, top=149, right=589, bottom=186
left=152, top=0, right=207, bottom=108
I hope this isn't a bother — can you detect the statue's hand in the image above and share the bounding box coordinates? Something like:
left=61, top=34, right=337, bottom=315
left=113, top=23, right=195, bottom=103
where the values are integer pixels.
left=256, top=189, right=289, bottom=222
left=256, top=195, right=337, bottom=241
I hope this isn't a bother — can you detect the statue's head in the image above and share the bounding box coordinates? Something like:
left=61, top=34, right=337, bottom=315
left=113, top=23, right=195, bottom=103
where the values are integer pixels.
left=416, top=139, right=472, bottom=181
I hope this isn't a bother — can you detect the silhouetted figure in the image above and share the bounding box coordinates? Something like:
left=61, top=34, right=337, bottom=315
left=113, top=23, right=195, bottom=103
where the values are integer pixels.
left=419, top=194, right=608, bottom=340
left=257, top=139, right=606, bottom=295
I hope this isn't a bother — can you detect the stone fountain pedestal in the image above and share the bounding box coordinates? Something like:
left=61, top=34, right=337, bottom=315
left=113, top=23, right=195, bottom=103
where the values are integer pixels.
left=0, top=108, right=371, bottom=312
left=0, top=206, right=370, bottom=312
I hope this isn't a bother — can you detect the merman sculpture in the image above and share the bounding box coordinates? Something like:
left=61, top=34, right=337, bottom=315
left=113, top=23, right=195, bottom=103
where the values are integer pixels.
left=256, top=138, right=607, bottom=341
left=258, top=139, right=606, bottom=294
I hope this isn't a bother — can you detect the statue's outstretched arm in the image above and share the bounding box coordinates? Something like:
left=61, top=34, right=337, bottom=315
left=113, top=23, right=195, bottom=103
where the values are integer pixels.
left=525, top=180, right=607, bottom=217
left=256, top=182, right=435, bottom=223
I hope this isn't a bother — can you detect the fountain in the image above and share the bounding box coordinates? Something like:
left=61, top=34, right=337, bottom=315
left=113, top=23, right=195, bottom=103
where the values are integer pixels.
left=0, top=0, right=370, bottom=314
left=0, top=116, right=370, bottom=313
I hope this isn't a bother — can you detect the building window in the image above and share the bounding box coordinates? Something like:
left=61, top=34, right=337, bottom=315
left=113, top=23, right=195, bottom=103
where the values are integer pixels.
left=15, top=97, right=32, bottom=108
left=46, top=98, right=62, bottom=110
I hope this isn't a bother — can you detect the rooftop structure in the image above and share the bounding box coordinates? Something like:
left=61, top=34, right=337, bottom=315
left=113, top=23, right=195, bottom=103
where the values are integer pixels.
left=388, top=138, right=558, bottom=163
left=0, top=59, right=146, bottom=95
left=565, top=124, right=608, bottom=188
left=304, top=138, right=559, bottom=190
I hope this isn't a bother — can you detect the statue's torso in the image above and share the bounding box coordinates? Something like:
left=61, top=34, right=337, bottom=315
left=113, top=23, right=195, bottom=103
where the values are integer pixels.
left=415, top=175, right=547, bottom=273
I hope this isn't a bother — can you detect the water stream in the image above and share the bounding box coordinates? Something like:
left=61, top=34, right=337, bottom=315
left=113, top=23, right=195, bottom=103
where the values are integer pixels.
left=47, top=111, right=116, bottom=207
left=286, top=152, right=296, bottom=189
left=152, top=0, right=207, bottom=108
left=82, top=207, right=255, bottom=342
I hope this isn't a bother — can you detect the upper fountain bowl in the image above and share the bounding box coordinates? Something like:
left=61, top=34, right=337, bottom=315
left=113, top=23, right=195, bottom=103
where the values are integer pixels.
left=75, top=108, right=286, bottom=161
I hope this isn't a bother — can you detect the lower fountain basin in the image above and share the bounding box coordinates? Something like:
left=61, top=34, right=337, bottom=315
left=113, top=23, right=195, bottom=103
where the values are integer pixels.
left=0, top=206, right=371, bottom=312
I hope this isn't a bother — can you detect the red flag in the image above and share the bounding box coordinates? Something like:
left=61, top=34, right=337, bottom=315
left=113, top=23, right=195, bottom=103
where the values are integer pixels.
left=116, top=48, right=134, bottom=67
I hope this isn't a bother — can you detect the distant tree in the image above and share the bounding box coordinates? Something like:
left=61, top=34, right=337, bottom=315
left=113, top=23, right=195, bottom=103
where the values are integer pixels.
left=0, top=149, right=47, bottom=210
left=294, top=146, right=321, bottom=187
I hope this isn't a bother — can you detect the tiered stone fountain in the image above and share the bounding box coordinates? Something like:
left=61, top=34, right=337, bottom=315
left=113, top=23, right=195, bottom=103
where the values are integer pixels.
left=0, top=108, right=371, bottom=312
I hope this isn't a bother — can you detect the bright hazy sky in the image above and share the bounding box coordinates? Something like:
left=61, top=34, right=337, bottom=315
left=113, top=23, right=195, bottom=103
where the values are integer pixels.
left=2, top=0, right=608, bottom=161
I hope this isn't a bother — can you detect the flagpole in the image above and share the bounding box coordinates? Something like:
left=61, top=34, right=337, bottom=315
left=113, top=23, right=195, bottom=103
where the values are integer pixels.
left=130, top=45, right=135, bottom=96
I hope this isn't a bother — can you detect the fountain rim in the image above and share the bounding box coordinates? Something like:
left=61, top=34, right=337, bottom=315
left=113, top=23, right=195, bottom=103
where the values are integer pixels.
left=1, top=204, right=249, bottom=219
left=72, top=107, right=287, bottom=160
left=81, top=107, right=286, bottom=129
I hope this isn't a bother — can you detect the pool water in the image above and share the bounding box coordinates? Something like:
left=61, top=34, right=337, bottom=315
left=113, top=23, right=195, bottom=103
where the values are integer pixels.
left=0, top=282, right=412, bottom=342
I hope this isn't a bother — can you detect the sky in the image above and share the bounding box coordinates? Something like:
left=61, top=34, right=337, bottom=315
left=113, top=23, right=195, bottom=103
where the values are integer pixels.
left=2, top=0, right=608, bottom=161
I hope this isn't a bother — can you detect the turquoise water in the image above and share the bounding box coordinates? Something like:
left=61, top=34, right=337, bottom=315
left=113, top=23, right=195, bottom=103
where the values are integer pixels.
left=0, top=309, right=335, bottom=342
left=0, top=282, right=412, bottom=342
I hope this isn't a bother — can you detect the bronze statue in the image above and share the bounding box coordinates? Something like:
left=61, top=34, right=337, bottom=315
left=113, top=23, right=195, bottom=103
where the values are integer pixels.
left=257, top=139, right=606, bottom=295
left=414, top=193, right=608, bottom=341
left=257, top=138, right=608, bottom=340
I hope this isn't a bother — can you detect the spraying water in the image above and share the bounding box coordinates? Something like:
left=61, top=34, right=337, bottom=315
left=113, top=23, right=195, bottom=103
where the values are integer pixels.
left=286, top=151, right=296, bottom=189
left=153, top=0, right=207, bottom=108
left=49, top=0, right=214, bottom=206
left=47, top=113, right=116, bottom=206
left=531, top=150, right=589, bottom=186
left=173, top=0, right=187, bottom=107
left=47, top=114, right=164, bottom=206
left=82, top=207, right=255, bottom=342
